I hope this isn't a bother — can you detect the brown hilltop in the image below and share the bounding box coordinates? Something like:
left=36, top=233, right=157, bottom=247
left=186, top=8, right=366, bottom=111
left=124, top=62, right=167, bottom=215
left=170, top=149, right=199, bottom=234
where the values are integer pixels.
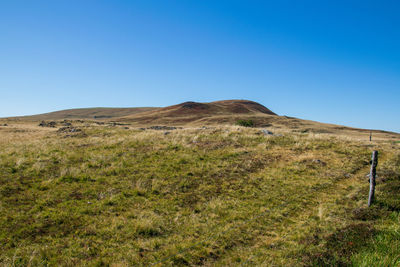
left=145, top=100, right=275, bottom=116
left=118, top=100, right=277, bottom=125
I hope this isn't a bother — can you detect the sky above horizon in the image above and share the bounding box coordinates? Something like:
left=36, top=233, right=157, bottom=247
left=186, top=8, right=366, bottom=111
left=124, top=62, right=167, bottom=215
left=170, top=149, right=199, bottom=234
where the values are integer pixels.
left=1, top=0, right=399, bottom=132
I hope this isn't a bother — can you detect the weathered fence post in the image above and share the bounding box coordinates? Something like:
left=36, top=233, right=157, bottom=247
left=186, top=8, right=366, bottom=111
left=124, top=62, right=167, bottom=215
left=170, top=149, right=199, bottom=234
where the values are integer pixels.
left=369, top=132, right=372, bottom=142
left=368, top=150, right=378, bottom=207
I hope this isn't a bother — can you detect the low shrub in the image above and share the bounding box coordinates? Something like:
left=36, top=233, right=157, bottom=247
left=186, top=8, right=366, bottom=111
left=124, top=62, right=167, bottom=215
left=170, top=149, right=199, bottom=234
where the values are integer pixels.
left=236, top=119, right=254, bottom=127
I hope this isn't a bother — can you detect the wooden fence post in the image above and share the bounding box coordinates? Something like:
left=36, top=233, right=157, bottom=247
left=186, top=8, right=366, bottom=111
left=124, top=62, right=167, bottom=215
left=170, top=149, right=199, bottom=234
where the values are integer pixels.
left=368, top=150, right=378, bottom=207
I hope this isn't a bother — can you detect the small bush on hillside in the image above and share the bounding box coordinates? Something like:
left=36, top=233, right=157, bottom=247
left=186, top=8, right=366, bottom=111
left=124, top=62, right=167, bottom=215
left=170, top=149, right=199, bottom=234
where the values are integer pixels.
left=236, top=119, right=254, bottom=127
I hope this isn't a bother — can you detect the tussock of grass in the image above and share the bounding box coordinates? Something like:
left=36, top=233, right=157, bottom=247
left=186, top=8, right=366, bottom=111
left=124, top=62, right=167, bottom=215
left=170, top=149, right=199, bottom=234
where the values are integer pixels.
left=0, top=124, right=398, bottom=266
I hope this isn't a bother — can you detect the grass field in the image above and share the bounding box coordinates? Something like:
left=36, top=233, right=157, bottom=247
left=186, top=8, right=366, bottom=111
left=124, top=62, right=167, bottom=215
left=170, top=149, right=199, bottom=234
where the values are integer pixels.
left=0, top=122, right=399, bottom=266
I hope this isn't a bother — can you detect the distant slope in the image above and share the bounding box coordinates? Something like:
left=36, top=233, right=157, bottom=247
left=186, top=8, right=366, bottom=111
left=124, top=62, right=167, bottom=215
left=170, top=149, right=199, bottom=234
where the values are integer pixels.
left=8, top=107, right=159, bottom=121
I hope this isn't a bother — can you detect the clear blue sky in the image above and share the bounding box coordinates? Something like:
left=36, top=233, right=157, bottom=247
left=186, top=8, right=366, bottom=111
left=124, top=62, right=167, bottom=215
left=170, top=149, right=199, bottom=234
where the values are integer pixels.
left=1, top=0, right=399, bottom=132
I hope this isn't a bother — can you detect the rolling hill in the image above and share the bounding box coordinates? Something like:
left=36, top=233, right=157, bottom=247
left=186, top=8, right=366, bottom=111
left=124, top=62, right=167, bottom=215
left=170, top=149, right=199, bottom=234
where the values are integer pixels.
left=2, top=99, right=399, bottom=139
left=5, top=100, right=275, bottom=123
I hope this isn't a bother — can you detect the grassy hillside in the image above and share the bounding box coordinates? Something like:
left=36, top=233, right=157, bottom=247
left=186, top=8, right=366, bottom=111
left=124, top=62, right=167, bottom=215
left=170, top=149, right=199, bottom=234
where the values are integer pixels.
left=0, top=122, right=399, bottom=266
